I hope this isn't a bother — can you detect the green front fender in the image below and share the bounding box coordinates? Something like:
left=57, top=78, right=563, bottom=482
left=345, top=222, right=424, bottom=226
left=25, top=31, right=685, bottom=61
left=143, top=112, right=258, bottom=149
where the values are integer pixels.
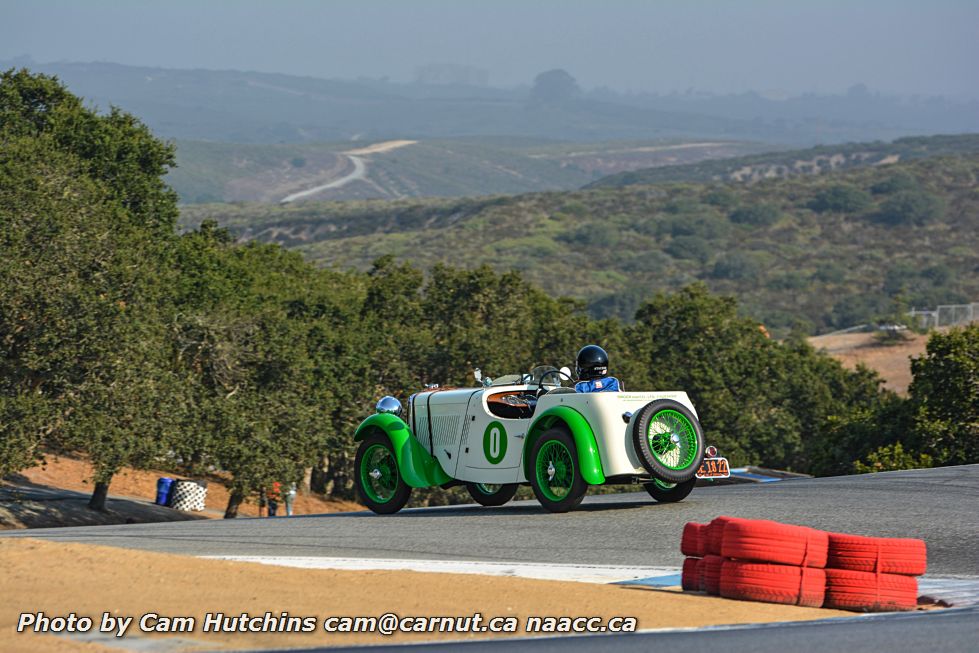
left=353, top=413, right=452, bottom=488
left=524, top=405, right=606, bottom=485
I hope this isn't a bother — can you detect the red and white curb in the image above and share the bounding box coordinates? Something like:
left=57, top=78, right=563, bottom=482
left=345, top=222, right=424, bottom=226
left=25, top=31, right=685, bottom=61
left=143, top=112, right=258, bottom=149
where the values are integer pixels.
left=202, top=556, right=676, bottom=584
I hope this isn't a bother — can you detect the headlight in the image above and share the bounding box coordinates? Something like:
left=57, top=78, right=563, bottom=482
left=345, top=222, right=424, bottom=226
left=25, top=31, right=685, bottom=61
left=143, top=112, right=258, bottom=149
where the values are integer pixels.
left=376, top=396, right=403, bottom=416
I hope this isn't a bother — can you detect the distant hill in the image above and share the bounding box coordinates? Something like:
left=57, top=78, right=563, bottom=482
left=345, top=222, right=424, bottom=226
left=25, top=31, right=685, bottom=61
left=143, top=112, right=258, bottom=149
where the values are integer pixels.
left=167, top=138, right=773, bottom=204
left=5, top=60, right=978, bottom=146
left=182, top=154, right=979, bottom=334
left=587, top=134, right=979, bottom=188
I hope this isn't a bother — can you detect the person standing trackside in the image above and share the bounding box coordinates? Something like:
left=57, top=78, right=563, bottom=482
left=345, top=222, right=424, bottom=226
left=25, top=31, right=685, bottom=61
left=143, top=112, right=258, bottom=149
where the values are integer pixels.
left=284, top=482, right=297, bottom=516
left=267, top=481, right=282, bottom=517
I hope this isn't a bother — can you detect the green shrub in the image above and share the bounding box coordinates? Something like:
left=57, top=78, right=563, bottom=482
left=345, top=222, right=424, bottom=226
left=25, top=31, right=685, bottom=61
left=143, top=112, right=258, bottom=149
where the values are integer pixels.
left=704, top=186, right=738, bottom=209
left=808, top=184, right=872, bottom=213
left=557, top=222, right=619, bottom=248
left=713, top=252, right=763, bottom=281
left=730, top=203, right=780, bottom=226
left=853, top=443, right=933, bottom=473
left=871, top=172, right=919, bottom=194
left=814, top=262, right=846, bottom=283
left=767, top=271, right=809, bottom=290
left=876, top=190, right=945, bottom=225
left=669, top=235, right=711, bottom=262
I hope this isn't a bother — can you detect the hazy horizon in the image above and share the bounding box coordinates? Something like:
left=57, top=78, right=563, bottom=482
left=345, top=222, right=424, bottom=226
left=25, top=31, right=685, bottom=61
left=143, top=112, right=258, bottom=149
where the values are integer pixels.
left=2, top=0, right=977, bottom=100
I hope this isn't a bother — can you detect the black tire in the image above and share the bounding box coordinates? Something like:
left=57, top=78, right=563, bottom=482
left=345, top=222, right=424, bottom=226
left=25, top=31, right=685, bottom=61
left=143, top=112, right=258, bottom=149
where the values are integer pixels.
left=466, top=482, right=519, bottom=507
left=643, top=477, right=696, bottom=503
left=632, top=399, right=706, bottom=484
left=528, top=427, right=588, bottom=513
left=355, top=433, right=412, bottom=514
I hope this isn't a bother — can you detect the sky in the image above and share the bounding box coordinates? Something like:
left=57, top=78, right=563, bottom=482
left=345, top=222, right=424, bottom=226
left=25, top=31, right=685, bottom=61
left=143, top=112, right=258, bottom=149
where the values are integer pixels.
left=2, top=0, right=977, bottom=98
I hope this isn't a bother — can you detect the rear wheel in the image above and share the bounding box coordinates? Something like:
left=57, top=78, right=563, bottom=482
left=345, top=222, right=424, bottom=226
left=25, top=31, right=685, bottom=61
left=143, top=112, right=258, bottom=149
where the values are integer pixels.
left=355, top=433, right=411, bottom=514
left=466, top=482, right=518, bottom=507
left=529, top=428, right=588, bottom=513
left=643, top=477, right=696, bottom=503
left=632, top=400, right=706, bottom=484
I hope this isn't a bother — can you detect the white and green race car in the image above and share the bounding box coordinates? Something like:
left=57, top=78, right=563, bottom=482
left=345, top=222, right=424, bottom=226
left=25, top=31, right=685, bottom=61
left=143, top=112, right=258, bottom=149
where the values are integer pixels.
left=353, top=366, right=729, bottom=514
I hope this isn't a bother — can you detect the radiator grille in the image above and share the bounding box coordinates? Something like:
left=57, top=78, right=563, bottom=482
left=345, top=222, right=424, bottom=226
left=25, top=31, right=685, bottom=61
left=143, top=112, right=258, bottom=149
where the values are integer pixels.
left=432, top=415, right=461, bottom=449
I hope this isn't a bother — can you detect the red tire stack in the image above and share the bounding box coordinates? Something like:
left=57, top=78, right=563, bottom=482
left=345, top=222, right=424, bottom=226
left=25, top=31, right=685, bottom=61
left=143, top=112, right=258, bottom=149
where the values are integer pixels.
left=679, top=522, right=705, bottom=591
left=678, top=516, right=926, bottom=612
left=824, top=532, right=926, bottom=612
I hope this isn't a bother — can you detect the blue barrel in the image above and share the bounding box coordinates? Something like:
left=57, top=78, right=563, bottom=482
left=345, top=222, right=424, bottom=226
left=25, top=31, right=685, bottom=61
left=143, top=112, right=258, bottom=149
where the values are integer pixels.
left=156, top=477, right=175, bottom=506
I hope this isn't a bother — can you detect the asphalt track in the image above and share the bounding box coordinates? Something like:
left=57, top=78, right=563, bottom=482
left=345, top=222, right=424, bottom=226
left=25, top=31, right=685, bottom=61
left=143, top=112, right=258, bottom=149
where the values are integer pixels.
left=312, top=607, right=979, bottom=653
left=5, top=465, right=978, bottom=577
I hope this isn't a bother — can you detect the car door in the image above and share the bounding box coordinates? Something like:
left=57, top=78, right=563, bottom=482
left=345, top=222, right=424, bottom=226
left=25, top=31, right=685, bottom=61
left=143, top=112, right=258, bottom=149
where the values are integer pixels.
left=459, top=388, right=530, bottom=483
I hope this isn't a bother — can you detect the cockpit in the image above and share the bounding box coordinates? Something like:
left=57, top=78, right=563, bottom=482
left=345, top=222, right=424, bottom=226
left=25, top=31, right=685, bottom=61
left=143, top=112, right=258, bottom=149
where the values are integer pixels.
left=483, top=365, right=574, bottom=420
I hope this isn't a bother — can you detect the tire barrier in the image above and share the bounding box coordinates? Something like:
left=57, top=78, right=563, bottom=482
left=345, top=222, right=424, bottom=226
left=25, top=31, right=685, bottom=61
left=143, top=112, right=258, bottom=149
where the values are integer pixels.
left=720, top=560, right=826, bottom=608
left=682, top=557, right=702, bottom=591
left=827, top=532, right=927, bottom=576
left=681, top=522, right=706, bottom=558
left=702, top=554, right=725, bottom=595
left=705, top=516, right=743, bottom=555
left=678, top=516, right=926, bottom=612
left=169, top=479, right=207, bottom=512
left=721, top=518, right=828, bottom=569
left=824, top=568, right=919, bottom=612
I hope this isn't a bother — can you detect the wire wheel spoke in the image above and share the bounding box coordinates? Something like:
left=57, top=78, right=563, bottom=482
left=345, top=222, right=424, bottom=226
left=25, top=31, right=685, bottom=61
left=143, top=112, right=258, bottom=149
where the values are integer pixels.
left=361, top=444, right=398, bottom=502
left=536, top=441, right=574, bottom=501
left=646, top=410, right=697, bottom=470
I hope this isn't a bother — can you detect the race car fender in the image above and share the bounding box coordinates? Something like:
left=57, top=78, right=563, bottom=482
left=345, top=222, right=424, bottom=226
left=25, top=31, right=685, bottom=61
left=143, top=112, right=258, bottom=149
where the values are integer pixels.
left=524, top=406, right=606, bottom=485
left=353, top=413, right=452, bottom=488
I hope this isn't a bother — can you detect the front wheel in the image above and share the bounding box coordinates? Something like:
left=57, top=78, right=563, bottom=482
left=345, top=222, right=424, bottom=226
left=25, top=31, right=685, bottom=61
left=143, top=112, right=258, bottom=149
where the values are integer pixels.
left=643, top=477, right=696, bottom=503
left=355, top=433, right=412, bottom=514
left=466, top=482, right=519, bottom=507
left=529, top=428, right=588, bottom=513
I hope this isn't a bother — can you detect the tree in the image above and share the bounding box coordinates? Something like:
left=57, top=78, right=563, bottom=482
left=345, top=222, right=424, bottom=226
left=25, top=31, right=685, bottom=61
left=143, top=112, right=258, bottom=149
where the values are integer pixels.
left=0, top=69, right=178, bottom=237
left=172, top=227, right=337, bottom=516
left=530, top=69, right=580, bottom=104
left=621, top=285, right=890, bottom=472
left=1, top=70, right=180, bottom=509
left=906, top=325, right=978, bottom=465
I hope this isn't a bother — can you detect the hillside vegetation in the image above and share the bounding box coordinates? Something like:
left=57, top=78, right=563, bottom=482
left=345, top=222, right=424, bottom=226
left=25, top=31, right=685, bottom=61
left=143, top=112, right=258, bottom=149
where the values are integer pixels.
left=167, top=138, right=770, bottom=204
left=588, top=134, right=979, bottom=188
left=4, top=72, right=974, bottom=517
left=183, top=154, right=979, bottom=334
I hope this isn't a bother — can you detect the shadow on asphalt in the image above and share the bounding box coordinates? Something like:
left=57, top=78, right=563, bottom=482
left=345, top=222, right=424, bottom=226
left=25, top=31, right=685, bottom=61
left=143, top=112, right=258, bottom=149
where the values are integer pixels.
left=277, top=497, right=655, bottom=520
left=0, top=476, right=208, bottom=529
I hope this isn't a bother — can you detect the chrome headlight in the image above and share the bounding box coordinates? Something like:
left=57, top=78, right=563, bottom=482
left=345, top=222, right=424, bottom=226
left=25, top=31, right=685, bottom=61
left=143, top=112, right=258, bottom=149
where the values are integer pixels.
left=375, top=396, right=403, bottom=416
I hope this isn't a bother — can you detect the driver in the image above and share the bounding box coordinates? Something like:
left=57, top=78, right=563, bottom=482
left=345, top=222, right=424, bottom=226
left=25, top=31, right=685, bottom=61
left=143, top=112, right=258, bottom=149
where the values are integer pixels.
left=574, top=345, right=621, bottom=393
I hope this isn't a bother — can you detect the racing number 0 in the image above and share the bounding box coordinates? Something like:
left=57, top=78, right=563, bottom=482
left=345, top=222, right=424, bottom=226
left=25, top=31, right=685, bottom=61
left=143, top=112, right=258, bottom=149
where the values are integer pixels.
left=483, top=421, right=508, bottom=465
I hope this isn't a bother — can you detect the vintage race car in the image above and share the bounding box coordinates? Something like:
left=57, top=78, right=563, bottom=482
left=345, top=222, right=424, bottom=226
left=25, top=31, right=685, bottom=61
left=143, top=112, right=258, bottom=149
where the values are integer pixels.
left=353, top=366, right=729, bottom=514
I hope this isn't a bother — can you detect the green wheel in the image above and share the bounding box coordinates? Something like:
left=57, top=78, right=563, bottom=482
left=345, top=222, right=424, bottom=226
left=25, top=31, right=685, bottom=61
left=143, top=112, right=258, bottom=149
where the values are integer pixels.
left=355, top=433, right=411, bottom=514
left=632, top=399, right=706, bottom=484
left=529, top=427, right=588, bottom=513
left=466, top=482, right=518, bottom=507
left=643, top=477, right=696, bottom=503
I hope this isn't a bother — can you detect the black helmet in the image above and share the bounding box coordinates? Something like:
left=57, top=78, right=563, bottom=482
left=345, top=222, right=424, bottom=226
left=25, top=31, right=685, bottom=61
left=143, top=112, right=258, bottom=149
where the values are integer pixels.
left=576, top=345, right=609, bottom=381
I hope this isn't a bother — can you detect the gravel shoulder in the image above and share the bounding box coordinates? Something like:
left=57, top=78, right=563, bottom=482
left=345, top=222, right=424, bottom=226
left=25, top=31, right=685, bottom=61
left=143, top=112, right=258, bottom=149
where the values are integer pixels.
left=2, top=538, right=853, bottom=651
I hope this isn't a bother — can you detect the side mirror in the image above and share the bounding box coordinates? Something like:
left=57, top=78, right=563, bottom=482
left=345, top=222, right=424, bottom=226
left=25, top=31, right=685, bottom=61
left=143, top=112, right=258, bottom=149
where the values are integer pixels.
left=560, top=366, right=572, bottom=380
